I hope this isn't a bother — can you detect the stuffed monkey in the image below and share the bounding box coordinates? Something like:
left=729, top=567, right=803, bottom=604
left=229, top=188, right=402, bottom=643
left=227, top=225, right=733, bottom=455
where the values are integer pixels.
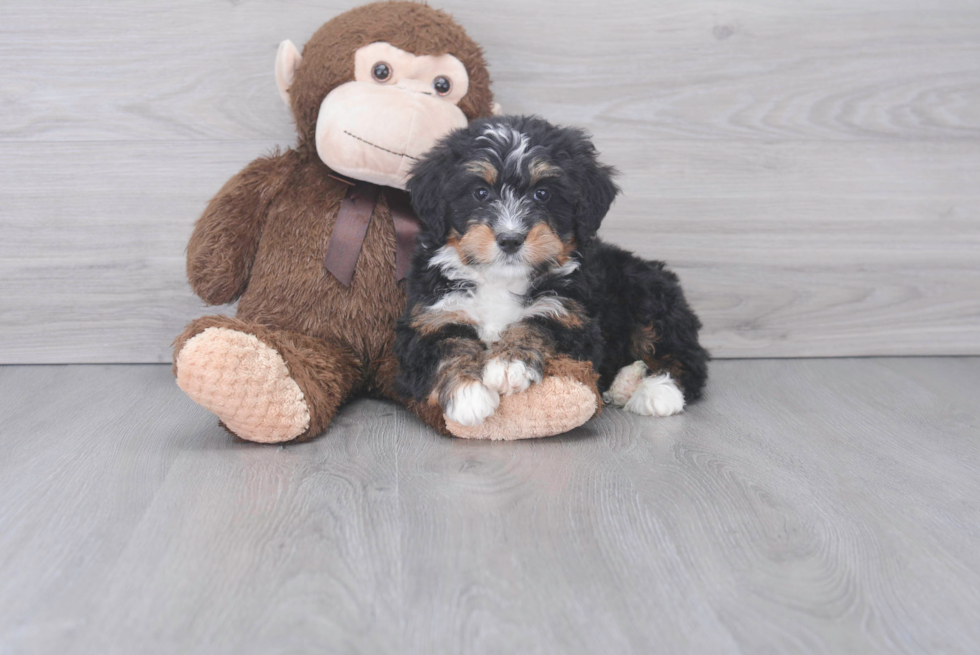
left=173, top=2, right=600, bottom=442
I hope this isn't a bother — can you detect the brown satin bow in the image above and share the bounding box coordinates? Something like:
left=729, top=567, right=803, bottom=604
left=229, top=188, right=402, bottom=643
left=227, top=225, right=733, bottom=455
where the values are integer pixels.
left=323, top=178, right=421, bottom=287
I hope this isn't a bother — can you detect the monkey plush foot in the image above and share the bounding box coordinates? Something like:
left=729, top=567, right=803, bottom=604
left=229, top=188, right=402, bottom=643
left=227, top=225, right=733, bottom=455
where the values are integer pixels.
left=175, top=327, right=311, bottom=443
left=444, top=358, right=600, bottom=440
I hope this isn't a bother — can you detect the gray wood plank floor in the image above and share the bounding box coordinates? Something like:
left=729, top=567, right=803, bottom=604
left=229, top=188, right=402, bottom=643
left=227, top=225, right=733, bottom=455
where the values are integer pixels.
left=1, top=358, right=979, bottom=654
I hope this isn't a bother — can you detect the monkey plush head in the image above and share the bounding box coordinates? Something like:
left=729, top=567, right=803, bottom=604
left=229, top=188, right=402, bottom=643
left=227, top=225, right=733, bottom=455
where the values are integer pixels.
left=275, top=1, right=497, bottom=189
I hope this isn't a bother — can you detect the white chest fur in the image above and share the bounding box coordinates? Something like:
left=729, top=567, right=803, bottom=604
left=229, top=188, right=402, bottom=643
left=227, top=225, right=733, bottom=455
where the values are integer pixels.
left=427, top=246, right=574, bottom=343
left=443, top=275, right=529, bottom=343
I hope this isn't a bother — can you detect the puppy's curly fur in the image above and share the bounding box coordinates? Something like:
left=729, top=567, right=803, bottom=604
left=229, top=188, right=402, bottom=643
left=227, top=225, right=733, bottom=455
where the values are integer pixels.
left=396, top=116, right=709, bottom=425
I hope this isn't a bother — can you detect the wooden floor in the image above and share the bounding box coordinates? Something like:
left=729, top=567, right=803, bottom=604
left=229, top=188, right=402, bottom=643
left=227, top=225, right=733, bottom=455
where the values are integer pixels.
left=1, top=358, right=979, bottom=654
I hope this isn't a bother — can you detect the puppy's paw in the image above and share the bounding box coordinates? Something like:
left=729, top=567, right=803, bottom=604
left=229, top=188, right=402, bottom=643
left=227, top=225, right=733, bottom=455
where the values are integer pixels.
left=482, top=357, right=542, bottom=396
left=444, top=381, right=500, bottom=426
left=624, top=373, right=686, bottom=417
left=603, top=360, right=648, bottom=406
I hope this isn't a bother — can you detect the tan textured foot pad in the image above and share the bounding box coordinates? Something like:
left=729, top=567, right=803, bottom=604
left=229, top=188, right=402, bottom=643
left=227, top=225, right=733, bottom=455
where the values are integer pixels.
left=176, top=327, right=310, bottom=443
left=445, top=375, right=596, bottom=440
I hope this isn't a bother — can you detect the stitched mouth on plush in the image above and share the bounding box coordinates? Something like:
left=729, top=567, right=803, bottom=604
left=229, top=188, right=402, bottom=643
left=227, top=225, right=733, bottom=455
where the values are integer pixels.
left=342, top=130, right=419, bottom=163
left=315, top=81, right=468, bottom=189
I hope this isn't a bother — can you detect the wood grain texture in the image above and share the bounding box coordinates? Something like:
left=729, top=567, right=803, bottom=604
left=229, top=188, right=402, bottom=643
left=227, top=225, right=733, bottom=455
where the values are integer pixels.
left=1, top=0, right=979, bottom=362
left=1, top=358, right=979, bottom=653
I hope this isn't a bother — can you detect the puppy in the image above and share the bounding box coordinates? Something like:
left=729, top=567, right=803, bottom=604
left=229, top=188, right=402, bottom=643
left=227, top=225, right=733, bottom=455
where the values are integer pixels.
left=396, top=116, right=709, bottom=427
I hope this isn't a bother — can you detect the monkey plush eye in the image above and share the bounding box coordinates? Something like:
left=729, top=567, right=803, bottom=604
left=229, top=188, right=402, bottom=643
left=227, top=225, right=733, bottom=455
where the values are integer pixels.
left=433, top=76, right=452, bottom=95
left=473, top=187, right=490, bottom=201
left=533, top=188, right=551, bottom=202
left=372, top=62, right=392, bottom=82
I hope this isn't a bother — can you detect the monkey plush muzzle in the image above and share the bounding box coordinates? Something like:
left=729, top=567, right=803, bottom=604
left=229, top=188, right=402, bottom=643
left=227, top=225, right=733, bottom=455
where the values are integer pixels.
left=316, top=81, right=468, bottom=189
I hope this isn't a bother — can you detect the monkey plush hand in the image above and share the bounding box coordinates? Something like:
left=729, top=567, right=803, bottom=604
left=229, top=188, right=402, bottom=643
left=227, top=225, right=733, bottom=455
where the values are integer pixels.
left=173, top=1, right=600, bottom=442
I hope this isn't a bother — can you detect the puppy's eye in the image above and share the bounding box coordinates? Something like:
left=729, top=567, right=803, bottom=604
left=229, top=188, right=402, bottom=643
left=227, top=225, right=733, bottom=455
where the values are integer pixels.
left=433, top=76, right=452, bottom=95
left=473, top=187, right=490, bottom=201
left=533, top=188, right=551, bottom=202
left=372, top=62, right=392, bottom=82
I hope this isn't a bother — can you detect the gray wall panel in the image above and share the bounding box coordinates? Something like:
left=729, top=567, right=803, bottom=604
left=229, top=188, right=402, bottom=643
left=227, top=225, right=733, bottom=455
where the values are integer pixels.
left=2, top=0, right=978, bottom=362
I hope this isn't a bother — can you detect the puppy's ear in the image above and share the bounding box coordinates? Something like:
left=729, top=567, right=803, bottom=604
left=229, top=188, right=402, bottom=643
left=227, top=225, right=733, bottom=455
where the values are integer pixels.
left=564, top=130, right=619, bottom=246
left=407, top=143, right=457, bottom=240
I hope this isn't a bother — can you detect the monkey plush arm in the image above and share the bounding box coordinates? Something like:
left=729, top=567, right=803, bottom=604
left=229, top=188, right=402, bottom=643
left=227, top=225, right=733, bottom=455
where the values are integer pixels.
left=186, top=150, right=295, bottom=305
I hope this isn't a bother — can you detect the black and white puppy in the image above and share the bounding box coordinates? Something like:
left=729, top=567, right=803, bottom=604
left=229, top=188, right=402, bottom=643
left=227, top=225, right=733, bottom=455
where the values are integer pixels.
left=396, top=116, right=709, bottom=426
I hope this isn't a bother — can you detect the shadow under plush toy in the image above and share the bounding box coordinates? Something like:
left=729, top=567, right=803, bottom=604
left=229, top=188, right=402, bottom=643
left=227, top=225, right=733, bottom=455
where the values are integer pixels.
left=173, top=2, right=600, bottom=442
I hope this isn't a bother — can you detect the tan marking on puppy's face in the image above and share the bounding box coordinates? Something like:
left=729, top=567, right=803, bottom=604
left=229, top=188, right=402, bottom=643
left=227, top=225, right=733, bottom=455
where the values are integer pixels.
left=463, top=159, right=498, bottom=186
left=457, top=223, right=496, bottom=265
left=522, top=222, right=564, bottom=266
left=528, top=158, right=562, bottom=185
left=444, top=229, right=466, bottom=262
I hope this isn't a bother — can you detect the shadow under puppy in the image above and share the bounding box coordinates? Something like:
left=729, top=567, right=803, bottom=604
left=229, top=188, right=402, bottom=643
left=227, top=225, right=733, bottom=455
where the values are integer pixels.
left=396, top=116, right=709, bottom=428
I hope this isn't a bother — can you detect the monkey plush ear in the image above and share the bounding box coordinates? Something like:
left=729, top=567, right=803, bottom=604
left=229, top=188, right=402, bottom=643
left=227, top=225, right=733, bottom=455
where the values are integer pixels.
left=275, top=40, right=302, bottom=106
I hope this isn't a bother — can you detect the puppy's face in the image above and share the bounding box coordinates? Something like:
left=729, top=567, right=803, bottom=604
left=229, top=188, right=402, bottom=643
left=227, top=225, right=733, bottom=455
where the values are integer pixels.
left=408, top=117, right=618, bottom=273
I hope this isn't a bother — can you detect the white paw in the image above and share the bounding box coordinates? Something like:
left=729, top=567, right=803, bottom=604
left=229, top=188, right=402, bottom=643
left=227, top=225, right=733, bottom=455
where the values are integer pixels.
left=482, top=357, right=541, bottom=396
left=604, top=360, right=648, bottom=406
left=624, top=373, right=686, bottom=417
left=444, top=381, right=500, bottom=426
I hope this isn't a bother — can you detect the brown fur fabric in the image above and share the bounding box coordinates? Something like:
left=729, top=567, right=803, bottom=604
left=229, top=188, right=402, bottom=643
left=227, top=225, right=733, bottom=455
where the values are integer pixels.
left=174, top=316, right=362, bottom=440
left=175, top=2, right=492, bottom=440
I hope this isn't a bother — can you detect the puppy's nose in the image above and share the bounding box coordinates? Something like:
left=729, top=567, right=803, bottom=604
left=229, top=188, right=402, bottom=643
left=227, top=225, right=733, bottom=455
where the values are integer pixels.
left=496, top=233, right=525, bottom=254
